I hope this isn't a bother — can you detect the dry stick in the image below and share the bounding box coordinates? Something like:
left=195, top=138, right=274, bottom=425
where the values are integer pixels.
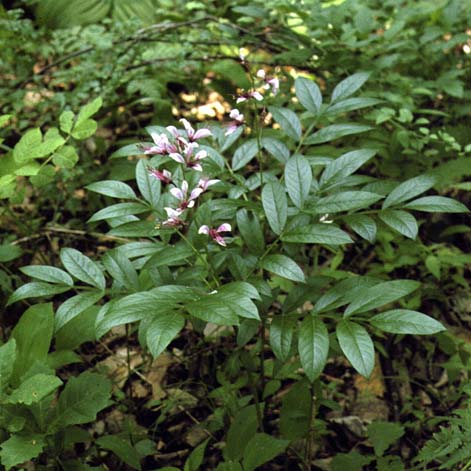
left=11, top=226, right=132, bottom=245
left=26, top=16, right=212, bottom=78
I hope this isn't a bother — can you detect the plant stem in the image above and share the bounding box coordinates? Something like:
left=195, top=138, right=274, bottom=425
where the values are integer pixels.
left=304, top=382, right=316, bottom=470
left=177, top=230, right=219, bottom=288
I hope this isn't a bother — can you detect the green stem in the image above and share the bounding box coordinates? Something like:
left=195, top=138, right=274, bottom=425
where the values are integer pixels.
left=177, top=230, right=219, bottom=288
left=294, top=118, right=319, bottom=155
left=304, top=382, right=316, bottom=470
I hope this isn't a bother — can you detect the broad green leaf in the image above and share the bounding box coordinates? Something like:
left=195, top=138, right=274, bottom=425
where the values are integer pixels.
left=336, top=320, right=375, bottom=377
left=187, top=297, right=239, bottom=326
left=369, top=310, right=445, bottom=335
left=331, top=72, right=370, bottom=103
left=102, top=250, right=139, bottom=291
left=96, top=286, right=197, bottom=337
left=13, top=128, right=42, bottom=162
left=86, top=180, right=137, bottom=200
left=236, top=209, right=265, bottom=254
left=60, top=248, right=106, bottom=290
left=344, top=215, right=376, bottom=242
left=325, top=97, right=382, bottom=116
left=55, top=291, right=104, bottom=332
left=136, top=159, right=160, bottom=207
left=262, top=137, right=290, bottom=163
left=313, top=277, right=378, bottom=313
left=262, top=181, right=287, bottom=235
left=0, top=434, right=46, bottom=471
left=367, top=422, right=405, bottom=456
left=55, top=306, right=99, bottom=351
left=332, top=451, right=373, bottom=471
left=320, top=149, right=376, bottom=187
left=298, top=316, right=329, bottom=382
left=59, top=110, right=74, bottom=134
left=261, top=254, right=305, bottom=282
left=0, top=244, right=22, bottom=262
left=282, top=224, right=353, bottom=245
left=51, top=145, right=78, bottom=168
left=8, top=282, right=70, bottom=305
left=403, top=196, right=468, bottom=213
left=146, top=313, right=185, bottom=358
left=110, top=143, right=145, bottom=158
left=96, top=435, right=141, bottom=470
left=184, top=438, right=209, bottom=471
left=232, top=139, right=258, bottom=171
left=242, top=433, right=289, bottom=471
left=76, top=97, right=102, bottom=124
left=20, top=265, right=74, bottom=286
left=71, top=119, right=97, bottom=140
left=225, top=405, right=258, bottom=461
left=315, top=191, right=383, bottom=213
left=7, top=374, right=62, bottom=405
left=268, top=106, right=302, bottom=141
left=305, top=124, right=372, bottom=145
left=284, top=154, right=312, bottom=208
left=215, top=463, right=242, bottom=471
left=270, top=316, right=295, bottom=361
left=218, top=281, right=261, bottom=301
left=88, top=202, right=149, bottom=222
left=382, top=175, right=436, bottom=208
left=108, top=220, right=157, bottom=238
left=211, top=59, right=250, bottom=88
left=280, top=381, right=312, bottom=440
left=49, top=372, right=112, bottom=431
left=0, top=340, right=16, bottom=393
left=11, top=304, right=54, bottom=384
left=344, top=280, right=420, bottom=316
left=295, top=77, right=322, bottom=114
left=378, top=209, right=418, bottom=239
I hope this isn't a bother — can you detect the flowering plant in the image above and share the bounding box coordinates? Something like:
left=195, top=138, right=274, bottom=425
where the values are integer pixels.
left=8, top=66, right=468, bottom=470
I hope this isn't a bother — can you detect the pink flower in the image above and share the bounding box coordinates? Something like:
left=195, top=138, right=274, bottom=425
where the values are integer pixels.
left=143, top=132, right=170, bottom=155
left=198, top=177, right=220, bottom=191
left=225, top=108, right=245, bottom=136
left=236, top=91, right=263, bottom=104
left=198, top=223, right=232, bottom=247
left=169, top=143, right=207, bottom=172
left=256, top=69, right=279, bottom=95
left=162, top=207, right=184, bottom=227
left=170, top=180, right=203, bottom=210
left=148, top=167, right=172, bottom=184
left=180, top=119, right=212, bottom=141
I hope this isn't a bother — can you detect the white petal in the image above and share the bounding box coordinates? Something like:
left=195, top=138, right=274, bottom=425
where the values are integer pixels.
left=194, top=150, right=208, bottom=161
left=198, top=225, right=210, bottom=235
left=236, top=96, right=247, bottom=104
left=229, top=108, right=240, bottom=119
left=180, top=118, right=194, bottom=138
left=217, top=223, right=231, bottom=233
left=169, top=153, right=185, bottom=164
left=164, top=207, right=181, bottom=217
left=193, top=128, right=212, bottom=140
left=256, top=69, right=266, bottom=79
left=150, top=132, right=162, bottom=144
left=252, top=91, right=264, bottom=101
left=170, top=187, right=184, bottom=200
left=166, top=126, right=179, bottom=138
left=190, top=188, right=204, bottom=200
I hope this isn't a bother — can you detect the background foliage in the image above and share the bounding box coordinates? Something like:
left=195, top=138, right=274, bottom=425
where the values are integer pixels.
left=1, top=0, right=470, bottom=469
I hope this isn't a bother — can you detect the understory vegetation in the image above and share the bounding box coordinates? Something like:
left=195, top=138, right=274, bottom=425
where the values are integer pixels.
left=1, top=0, right=470, bottom=470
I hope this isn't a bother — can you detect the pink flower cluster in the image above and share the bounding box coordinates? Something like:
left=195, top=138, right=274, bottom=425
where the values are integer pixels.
left=145, top=119, right=231, bottom=247
left=144, top=67, right=279, bottom=247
